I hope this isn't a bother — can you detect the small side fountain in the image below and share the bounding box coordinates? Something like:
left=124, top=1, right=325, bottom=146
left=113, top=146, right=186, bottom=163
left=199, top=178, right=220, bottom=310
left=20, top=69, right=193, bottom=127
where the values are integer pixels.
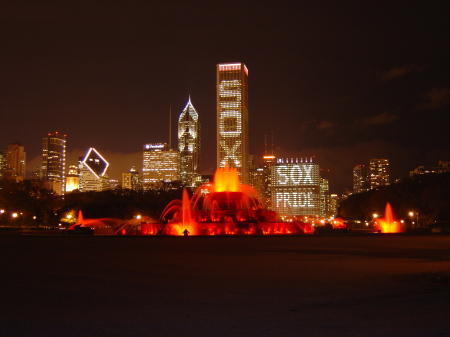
left=63, top=210, right=122, bottom=235
left=160, top=164, right=306, bottom=236
left=374, top=203, right=404, bottom=233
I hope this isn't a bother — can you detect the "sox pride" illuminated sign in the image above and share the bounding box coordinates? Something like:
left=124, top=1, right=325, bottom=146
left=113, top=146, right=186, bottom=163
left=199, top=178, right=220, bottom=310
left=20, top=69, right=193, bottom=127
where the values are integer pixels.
left=273, top=161, right=319, bottom=186
left=271, top=159, right=321, bottom=216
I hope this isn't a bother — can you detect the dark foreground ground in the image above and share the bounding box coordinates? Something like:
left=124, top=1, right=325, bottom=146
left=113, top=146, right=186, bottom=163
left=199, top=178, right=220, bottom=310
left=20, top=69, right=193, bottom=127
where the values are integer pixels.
left=1, top=234, right=449, bottom=337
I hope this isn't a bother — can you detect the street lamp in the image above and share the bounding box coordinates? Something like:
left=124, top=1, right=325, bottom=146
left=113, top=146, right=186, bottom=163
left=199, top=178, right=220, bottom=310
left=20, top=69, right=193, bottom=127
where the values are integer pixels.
left=12, top=213, right=18, bottom=227
left=409, top=211, right=419, bottom=227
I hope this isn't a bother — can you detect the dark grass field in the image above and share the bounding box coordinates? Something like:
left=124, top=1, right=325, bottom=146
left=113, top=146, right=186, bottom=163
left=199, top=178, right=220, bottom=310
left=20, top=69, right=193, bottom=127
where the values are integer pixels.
left=1, top=234, right=450, bottom=336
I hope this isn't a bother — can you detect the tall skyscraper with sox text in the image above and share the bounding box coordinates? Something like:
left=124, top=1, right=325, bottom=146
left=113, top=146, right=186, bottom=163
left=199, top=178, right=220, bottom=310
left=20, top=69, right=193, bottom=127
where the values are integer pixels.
left=216, top=62, right=249, bottom=184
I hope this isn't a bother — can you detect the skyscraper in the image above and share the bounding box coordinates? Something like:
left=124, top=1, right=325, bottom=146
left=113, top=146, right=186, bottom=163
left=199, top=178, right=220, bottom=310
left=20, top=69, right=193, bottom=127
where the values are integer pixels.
left=353, top=164, right=370, bottom=193
left=122, top=166, right=142, bottom=191
left=78, top=148, right=109, bottom=192
left=216, top=62, right=249, bottom=184
left=42, top=132, right=66, bottom=194
left=4, top=142, right=26, bottom=182
left=178, top=97, right=201, bottom=187
left=142, top=143, right=179, bottom=190
left=0, top=150, right=6, bottom=176
left=262, top=154, right=276, bottom=209
left=369, top=158, right=390, bottom=189
left=320, top=178, right=330, bottom=218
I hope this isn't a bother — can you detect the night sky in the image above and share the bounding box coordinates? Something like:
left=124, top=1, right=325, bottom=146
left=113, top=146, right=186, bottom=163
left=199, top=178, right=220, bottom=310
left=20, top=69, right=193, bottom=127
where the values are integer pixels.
left=1, top=1, right=449, bottom=193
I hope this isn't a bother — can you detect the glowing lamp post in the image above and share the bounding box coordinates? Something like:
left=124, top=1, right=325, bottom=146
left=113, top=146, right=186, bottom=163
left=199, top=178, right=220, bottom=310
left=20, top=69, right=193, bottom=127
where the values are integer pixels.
left=409, top=211, right=419, bottom=227
left=12, top=213, right=18, bottom=227
left=373, top=213, right=379, bottom=233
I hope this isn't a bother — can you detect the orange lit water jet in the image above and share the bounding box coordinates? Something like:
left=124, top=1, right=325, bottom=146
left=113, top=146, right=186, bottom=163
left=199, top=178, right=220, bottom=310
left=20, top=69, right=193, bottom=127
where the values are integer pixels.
left=374, top=203, right=404, bottom=233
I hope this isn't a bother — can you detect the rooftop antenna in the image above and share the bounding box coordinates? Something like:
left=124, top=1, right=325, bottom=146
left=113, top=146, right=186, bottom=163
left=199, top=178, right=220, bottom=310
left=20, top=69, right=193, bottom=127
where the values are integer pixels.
left=169, top=104, right=172, bottom=149
left=264, top=134, right=268, bottom=155
left=271, top=131, right=274, bottom=156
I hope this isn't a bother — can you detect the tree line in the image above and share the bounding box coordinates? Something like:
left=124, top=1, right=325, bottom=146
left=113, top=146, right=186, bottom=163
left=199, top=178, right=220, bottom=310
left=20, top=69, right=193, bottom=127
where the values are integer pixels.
left=338, top=172, right=450, bottom=226
left=0, top=180, right=183, bottom=228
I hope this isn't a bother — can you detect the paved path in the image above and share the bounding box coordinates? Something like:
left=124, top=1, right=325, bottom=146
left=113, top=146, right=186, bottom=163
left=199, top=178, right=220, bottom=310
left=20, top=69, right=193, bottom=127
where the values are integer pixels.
left=1, top=234, right=449, bottom=336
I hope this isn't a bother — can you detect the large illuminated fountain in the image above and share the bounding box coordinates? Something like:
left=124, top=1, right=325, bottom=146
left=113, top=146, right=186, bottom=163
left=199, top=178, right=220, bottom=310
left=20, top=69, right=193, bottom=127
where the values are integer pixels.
left=374, top=203, right=405, bottom=233
left=158, top=164, right=306, bottom=236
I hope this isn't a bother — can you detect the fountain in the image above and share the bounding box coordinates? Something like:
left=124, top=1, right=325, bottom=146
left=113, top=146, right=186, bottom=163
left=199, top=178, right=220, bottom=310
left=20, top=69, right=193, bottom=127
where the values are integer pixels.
left=374, top=203, right=404, bottom=233
left=64, top=210, right=161, bottom=235
left=160, top=164, right=306, bottom=236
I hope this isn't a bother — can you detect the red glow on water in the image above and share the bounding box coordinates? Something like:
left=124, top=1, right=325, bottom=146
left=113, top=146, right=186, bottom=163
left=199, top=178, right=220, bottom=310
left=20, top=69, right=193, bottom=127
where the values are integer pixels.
left=374, top=203, right=404, bottom=233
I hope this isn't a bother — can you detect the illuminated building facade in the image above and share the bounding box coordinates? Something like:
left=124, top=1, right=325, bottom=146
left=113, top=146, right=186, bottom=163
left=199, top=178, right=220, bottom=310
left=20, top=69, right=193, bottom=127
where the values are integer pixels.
left=42, top=132, right=66, bottom=194
left=0, top=150, right=6, bottom=176
left=369, top=158, right=390, bottom=189
left=263, top=155, right=276, bottom=209
left=320, top=178, right=330, bottom=218
left=65, top=164, right=79, bottom=192
left=249, top=165, right=265, bottom=201
left=142, top=143, right=179, bottom=190
left=353, top=164, right=370, bottom=193
left=122, top=166, right=142, bottom=191
left=4, top=142, right=26, bottom=182
left=329, top=194, right=339, bottom=217
left=216, top=62, right=249, bottom=184
left=178, top=97, right=201, bottom=187
left=79, top=148, right=110, bottom=192
left=271, top=158, right=321, bottom=218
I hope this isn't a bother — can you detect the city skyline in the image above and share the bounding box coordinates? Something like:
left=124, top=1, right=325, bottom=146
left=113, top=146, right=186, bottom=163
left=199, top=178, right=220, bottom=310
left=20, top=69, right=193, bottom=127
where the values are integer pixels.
left=1, top=1, right=449, bottom=193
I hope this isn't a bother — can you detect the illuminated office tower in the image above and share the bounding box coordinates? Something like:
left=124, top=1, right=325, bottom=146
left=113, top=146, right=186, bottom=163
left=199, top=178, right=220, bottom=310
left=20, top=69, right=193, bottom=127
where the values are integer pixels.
left=65, top=164, right=79, bottom=192
left=0, top=150, right=6, bottom=176
left=78, top=148, right=110, bottom=192
left=216, top=62, right=249, bottom=184
left=263, top=154, right=276, bottom=209
left=178, top=97, right=201, bottom=187
left=142, top=143, right=179, bottom=190
left=249, top=155, right=265, bottom=201
left=369, top=158, right=390, bottom=189
left=329, top=194, right=339, bottom=217
left=353, top=164, right=370, bottom=193
left=122, top=166, right=142, bottom=191
left=271, top=158, right=321, bottom=218
left=4, top=142, right=26, bottom=182
left=320, top=178, right=330, bottom=218
left=42, top=132, right=66, bottom=194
